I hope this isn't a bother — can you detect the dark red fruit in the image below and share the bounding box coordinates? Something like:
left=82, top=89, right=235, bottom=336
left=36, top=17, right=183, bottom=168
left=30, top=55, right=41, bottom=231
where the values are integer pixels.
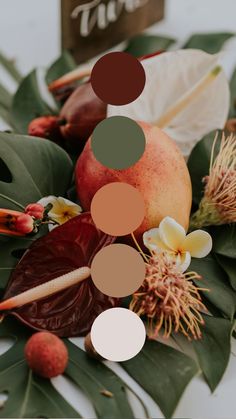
left=59, top=82, right=107, bottom=152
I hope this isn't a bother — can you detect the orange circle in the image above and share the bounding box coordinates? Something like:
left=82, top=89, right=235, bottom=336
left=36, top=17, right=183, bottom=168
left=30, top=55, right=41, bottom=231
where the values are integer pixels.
left=90, top=182, right=145, bottom=236
left=91, top=244, right=146, bottom=297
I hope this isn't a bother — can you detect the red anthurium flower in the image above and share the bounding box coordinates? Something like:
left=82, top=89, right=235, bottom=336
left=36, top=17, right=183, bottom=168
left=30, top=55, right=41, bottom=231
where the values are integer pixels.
left=2, top=212, right=119, bottom=337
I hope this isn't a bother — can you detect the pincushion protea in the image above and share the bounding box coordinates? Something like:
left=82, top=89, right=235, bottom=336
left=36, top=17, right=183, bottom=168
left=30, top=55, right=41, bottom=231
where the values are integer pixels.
left=130, top=252, right=207, bottom=340
left=191, top=132, right=236, bottom=228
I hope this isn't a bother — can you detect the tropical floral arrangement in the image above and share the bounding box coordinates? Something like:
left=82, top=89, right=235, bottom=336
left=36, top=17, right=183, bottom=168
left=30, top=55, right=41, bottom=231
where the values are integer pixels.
left=0, top=32, right=236, bottom=418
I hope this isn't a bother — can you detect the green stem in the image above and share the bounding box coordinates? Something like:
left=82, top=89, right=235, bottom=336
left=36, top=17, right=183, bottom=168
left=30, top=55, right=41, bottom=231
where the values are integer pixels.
left=0, top=194, right=25, bottom=210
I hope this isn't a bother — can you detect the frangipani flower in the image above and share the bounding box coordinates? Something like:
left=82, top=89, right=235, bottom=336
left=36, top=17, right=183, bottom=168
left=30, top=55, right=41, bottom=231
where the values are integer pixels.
left=130, top=252, right=207, bottom=340
left=38, top=196, right=82, bottom=227
left=191, top=132, right=236, bottom=228
left=143, top=216, right=212, bottom=272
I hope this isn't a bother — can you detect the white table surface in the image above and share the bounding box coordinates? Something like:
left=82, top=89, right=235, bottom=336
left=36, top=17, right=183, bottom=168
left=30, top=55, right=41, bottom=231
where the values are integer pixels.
left=0, top=0, right=236, bottom=417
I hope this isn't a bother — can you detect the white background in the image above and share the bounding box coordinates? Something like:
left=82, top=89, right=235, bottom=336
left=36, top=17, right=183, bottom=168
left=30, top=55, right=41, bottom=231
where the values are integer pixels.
left=0, top=0, right=236, bottom=418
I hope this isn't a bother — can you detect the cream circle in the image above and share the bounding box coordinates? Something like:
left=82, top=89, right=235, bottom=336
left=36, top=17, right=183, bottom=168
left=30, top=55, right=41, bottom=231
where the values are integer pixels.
left=90, top=308, right=146, bottom=362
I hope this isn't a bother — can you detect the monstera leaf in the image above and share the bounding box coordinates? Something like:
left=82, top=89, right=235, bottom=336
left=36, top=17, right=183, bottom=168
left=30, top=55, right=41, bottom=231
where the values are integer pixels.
left=0, top=132, right=73, bottom=209
left=0, top=319, right=80, bottom=418
left=3, top=213, right=118, bottom=336
left=122, top=339, right=198, bottom=418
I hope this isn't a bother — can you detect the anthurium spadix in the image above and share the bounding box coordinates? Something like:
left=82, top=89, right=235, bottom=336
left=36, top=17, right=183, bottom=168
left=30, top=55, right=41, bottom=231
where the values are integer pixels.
left=107, top=49, right=230, bottom=157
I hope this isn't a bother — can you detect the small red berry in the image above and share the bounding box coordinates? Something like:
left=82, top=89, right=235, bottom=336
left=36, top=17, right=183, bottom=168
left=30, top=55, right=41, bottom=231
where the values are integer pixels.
left=15, top=213, right=34, bottom=234
left=25, top=203, right=44, bottom=219
left=24, top=332, right=68, bottom=378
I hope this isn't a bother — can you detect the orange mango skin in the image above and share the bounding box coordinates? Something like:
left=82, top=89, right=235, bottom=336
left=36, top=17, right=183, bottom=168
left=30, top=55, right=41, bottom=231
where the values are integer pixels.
left=75, top=122, right=192, bottom=242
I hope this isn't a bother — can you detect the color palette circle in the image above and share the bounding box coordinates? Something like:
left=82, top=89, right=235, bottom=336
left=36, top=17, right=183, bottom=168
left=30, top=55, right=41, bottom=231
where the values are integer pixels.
left=91, top=308, right=146, bottom=361
left=91, top=116, right=146, bottom=170
left=91, top=52, right=146, bottom=105
left=91, top=244, right=146, bottom=298
left=90, top=182, right=145, bottom=236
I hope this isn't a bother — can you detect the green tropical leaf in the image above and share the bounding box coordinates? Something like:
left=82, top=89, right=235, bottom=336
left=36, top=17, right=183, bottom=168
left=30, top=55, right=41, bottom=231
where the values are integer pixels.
left=125, top=34, right=175, bottom=57
left=122, top=339, right=198, bottom=418
left=0, top=237, right=34, bottom=290
left=192, top=314, right=232, bottom=391
left=0, top=132, right=73, bottom=209
left=0, top=51, right=22, bottom=83
left=0, top=132, right=73, bottom=286
left=215, top=254, right=236, bottom=290
left=0, top=83, right=12, bottom=110
left=188, top=131, right=219, bottom=204
left=229, top=67, right=236, bottom=117
left=0, top=105, right=12, bottom=127
left=184, top=32, right=235, bottom=53
left=66, top=340, right=135, bottom=419
left=46, top=50, right=77, bottom=86
left=0, top=319, right=80, bottom=418
left=0, top=225, right=48, bottom=292
left=190, top=255, right=236, bottom=320
left=212, top=224, right=236, bottom=258
left=10, top=70, right=52, bottom=133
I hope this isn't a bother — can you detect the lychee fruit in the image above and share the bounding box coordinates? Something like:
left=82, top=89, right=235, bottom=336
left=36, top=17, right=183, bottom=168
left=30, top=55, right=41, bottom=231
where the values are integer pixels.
left=24, top=332, right=68, bottom=378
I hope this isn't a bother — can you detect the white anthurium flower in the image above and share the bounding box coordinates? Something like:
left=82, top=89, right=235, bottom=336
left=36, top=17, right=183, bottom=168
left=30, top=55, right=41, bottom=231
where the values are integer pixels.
left=107, top=49, right=230, bottom=157
left=143, top=216, right=212, bottom=273
left=38, top=196, right=82, bottom=230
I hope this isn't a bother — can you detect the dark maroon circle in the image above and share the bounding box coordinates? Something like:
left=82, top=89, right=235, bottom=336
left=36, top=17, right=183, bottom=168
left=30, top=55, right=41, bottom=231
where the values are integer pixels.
left=91, top=52, right=146, bottom=105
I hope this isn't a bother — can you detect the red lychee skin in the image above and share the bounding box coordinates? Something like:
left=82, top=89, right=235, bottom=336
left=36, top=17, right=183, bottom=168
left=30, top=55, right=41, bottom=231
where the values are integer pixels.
left=24, top=332, right=68, bottom=378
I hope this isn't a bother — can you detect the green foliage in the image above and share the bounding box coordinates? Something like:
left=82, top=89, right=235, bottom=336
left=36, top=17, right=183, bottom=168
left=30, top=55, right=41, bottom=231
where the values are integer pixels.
left=122, top=340, right=198, bottom=418
left=125, top=34, right=175, bottom=57
left=0, top=132, right=73, bottom=209
left=45, top=50, right=77, bottom=86
left=10, top=70, right=52, bottom=133
left=192, top=315, right=232, bottom=391
left=190, top=256, right=236, bottom=320
left=184, top=32, right=235, bottom=53
left=0, top=319, right=80, bottom=418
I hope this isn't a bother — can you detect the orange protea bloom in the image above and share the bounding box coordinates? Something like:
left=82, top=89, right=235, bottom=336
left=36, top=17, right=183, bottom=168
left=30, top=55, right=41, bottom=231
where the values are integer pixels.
left=191, top=132, right=236, bottom=228
left=130, top=252, right=207, bottom=340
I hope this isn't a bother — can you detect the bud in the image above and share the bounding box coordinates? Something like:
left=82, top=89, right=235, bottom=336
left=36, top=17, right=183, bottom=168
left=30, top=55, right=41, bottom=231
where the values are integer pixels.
left=15, top=214, right=34, bottom=234
left=25, top=203, right=44, bottom=219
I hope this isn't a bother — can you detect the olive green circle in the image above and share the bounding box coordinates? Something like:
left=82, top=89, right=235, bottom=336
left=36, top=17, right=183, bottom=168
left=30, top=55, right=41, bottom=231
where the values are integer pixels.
left=91, top=116, right=146, bottom=170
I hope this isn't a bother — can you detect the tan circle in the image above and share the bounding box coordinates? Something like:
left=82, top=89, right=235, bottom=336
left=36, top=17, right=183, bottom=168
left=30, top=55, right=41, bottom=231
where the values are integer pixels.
left=91, top=244, right=146, bottom=298
left=90, top=182, right=145, bottom=236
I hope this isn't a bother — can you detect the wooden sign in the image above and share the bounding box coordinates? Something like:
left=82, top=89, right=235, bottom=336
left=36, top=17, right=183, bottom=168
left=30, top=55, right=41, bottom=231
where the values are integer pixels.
left=61, top=0, right=165, bottom=63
